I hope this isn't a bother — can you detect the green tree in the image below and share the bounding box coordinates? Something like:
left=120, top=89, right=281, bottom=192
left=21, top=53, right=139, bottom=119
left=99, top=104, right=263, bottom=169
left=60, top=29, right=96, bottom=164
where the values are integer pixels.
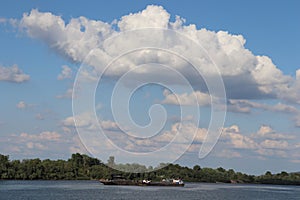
left=0, top=154, right=10, bottom=179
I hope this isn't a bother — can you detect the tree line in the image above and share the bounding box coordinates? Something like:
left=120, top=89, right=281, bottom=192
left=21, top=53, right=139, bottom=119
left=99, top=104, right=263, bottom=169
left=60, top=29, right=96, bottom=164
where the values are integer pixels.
left=1, top=153, right=300, bottom=185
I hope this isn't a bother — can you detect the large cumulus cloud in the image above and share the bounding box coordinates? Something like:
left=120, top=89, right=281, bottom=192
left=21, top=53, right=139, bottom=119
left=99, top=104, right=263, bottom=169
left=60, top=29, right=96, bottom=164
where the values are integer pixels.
left=16, top=5, right=299, bottom=103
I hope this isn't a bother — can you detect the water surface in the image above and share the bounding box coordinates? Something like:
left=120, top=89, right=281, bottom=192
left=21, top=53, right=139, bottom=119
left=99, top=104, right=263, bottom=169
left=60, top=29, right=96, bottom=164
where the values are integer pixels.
left=0, top=180, right=299, bottom=200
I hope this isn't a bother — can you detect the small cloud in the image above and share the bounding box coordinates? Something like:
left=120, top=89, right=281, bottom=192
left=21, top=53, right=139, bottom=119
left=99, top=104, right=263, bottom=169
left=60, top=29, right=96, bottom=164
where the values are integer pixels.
left=255, top=148, right=287, bottom=158
left=26, top=142, right=47, bottom=150
left=8, top=18, right=18, bottom=27
left=260, top=139, right=289, bottom=149
left=216, top=149, right=242, bottom=158
left=62, top=126, right=72, bottom=133
left=295, top=143, right=300, bottom=149
left=0, top=18, right=7, bottom=24
left=161, top=90, right=211, bottom=106
left=62, top=116, right=76, bottom=127
left=228, top=99, right=298, bottom=114
left=20, top=131, right=61, bottom=141
left=16, top=101, right=27, bottom=109
left=251, top=125, right=295, bottom=140
left=35, top=113, right=44, bottom=120
left=39, top=131, right=61, bottom=141
left=26, top=142, right=34, bottom=149
left=100, top=120, right=121, bottom=131
left=0, top=64, right=30, bottom=83
left=57, top=65, right=72, bottom=80
left=69, top=136, right=89, bottom=154
left=16, top=101, right=35, bottom=109
left=56, top=88, right=73, bottom=99
left=0, top=17, right=18, bottom=27
left=222, top=125, right=258, bottom=149
left=95, top=103, right=103, bottom=111
left=61, top=112, right=121, bottom=132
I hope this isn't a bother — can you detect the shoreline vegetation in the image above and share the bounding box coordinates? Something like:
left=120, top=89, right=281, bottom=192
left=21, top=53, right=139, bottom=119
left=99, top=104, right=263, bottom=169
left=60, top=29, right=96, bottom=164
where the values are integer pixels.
left=1, top=153, right=300, bottom=185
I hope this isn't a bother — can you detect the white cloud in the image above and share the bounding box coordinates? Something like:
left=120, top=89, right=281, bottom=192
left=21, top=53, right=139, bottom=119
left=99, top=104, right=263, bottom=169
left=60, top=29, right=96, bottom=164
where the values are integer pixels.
left=20, top=9, right=114, bottom=63
left=20, top=131, right=61, bottom=141
left=61, top=112, right=206, bottom=155
left=16, top=101, right=27, bottom=109
left=251, top=56, right=291, bottom=95
left=279, top=69, right=300, bottom=104
left=61, top=112, right=297, bottom=159
left=0, top=18, right=7, bottom=24
left=0, top=64, right=30, bottom=83
left=0, top=17, right=18, bottom=27
left=222, top=126, right=258, bottom=149
left=69, top=145, right=87, bottom=155
left=155, top=122, right=207, bottom=144
left=26, top=142, right=34, bottom=149
left=215, top=149, right=242, bottom=158
left=56, top=88, right=73, bottom=99
left=0, top=131, right=62, bottom=154
left=228, top=99, right=298, bottom=114
left=228, top=100, right=300, bottom=127
left=118, top=5, right=170, bottom=31
left=16, top=101, right=35, bottom=110
left=251, top=125, right=295, bottom=140
left=62, top=112, right=97, bottom=130
left=260, top=139, right=289, bottom=149
left=9, top=6, right=300, bottom=162
left=62, top=112, right=121, bottom=132
left=16, top=6, right=300, bottom=104
left=100, top=120, right=120, bottom=131
left=35, top=113, right=44, bottom=120
left=256, top=148, right=287, bottom=158
left=295, top=143, right=300, bottom=148
left=0, top=130, right=82, bottom=158
left=68, top=135, right=90, bottom=155
left=57, top=65, right=72, bottom=80
left=161, top=89, right=211, bottom=106
left=26, top=142, right=47, bottom=150
left=220, top=125, right=296, bottom=158
left=39, top=131, right=61, bottom=141
left=62, top=116, right=76, bottom=127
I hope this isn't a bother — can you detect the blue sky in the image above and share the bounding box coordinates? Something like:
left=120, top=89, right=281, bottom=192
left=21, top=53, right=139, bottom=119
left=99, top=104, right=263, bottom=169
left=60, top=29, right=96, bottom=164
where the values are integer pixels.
left=0, top=0, right=300, bottom=175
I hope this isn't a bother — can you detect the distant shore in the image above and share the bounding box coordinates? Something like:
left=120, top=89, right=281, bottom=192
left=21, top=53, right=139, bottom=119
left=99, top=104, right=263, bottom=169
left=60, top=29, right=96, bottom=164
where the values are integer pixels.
left=1, top=153, right=300, bottom=186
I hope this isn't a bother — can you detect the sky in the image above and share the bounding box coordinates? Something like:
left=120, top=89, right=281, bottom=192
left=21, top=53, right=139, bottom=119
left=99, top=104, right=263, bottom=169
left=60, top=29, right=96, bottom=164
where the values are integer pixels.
left=0, top=0, right=300, bottom=175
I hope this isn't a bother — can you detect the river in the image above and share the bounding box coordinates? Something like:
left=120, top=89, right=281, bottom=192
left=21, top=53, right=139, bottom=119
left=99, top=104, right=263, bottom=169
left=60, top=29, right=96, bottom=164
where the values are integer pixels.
left=0, top=180, right=299, bottom=200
